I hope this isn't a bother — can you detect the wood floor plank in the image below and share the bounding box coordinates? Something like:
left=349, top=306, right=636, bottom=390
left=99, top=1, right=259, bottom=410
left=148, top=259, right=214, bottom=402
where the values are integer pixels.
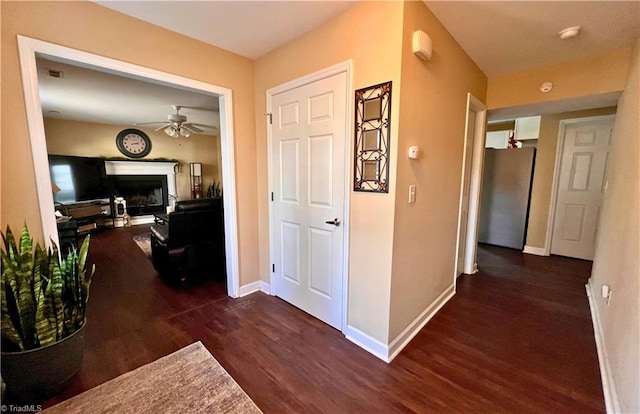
left=41, top=228, right=604, bottom=413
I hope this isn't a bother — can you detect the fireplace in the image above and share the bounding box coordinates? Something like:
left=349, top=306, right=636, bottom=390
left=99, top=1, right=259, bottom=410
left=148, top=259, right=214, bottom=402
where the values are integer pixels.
left=105, top=161, right=178, bottom=225
left=112, top=175, right=168, bottom=216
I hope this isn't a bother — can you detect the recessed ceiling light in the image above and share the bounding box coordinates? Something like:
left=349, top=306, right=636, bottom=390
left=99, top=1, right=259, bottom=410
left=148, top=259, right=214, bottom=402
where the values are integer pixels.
left=559, top=26, right=581, bottom=40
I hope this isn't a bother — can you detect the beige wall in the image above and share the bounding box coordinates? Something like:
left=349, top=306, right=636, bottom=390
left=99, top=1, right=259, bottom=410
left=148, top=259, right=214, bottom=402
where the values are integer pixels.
left=255, top=1, right=405, bottom=342
left=487, top=48, right=631, bottom=110
left=591, top=39, right=639, bottom=413
left=44, top=118, right=221, bottom=201
left=388, top=1, right=487, bottom=341
left=525, top=106, right=618, bottom=249
left=0, top=1, right=259, bottom=285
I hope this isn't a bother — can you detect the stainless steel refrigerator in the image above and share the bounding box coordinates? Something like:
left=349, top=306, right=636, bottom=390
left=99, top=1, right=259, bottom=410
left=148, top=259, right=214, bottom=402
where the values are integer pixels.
left=478, top=147, right=536, bottom=249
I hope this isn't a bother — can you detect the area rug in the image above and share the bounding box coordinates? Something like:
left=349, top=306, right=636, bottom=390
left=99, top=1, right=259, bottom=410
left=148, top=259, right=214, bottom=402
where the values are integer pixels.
left=44, top=342, right=262, bottom=414
left=133, top=233, right=152, bottom=258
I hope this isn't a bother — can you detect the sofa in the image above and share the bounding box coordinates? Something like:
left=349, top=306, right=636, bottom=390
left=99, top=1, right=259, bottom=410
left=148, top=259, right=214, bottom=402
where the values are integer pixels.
left=150, top=198, right=225, bottom=284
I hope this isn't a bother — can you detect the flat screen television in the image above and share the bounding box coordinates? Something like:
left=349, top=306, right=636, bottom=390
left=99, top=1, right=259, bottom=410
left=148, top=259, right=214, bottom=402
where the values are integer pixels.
left=48, top=155, right=113, bottom=204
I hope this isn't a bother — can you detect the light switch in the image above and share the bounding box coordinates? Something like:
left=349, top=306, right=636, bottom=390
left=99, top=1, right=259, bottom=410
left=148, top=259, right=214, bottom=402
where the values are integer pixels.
left=408, top=185, right=416, bottom=204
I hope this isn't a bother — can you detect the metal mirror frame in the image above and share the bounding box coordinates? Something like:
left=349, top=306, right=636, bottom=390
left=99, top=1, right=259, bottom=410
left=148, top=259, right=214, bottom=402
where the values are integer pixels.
left=354, top=81, right=392, bottom=192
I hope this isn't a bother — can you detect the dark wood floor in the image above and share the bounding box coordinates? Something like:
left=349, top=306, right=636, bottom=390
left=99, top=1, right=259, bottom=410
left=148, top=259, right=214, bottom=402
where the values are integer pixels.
left=44, top=227, right=604, bottom=413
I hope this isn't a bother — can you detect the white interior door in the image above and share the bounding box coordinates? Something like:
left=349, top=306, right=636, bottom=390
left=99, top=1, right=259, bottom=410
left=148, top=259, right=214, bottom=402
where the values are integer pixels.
left=551, top=116, right=615, bottom=260
left=270, top=72, right=347, bottom=329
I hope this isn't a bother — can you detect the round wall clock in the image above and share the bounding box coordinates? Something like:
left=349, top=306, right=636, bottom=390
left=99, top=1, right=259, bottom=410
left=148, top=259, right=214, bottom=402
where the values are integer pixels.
left=116, top=129, right=152, bottom=158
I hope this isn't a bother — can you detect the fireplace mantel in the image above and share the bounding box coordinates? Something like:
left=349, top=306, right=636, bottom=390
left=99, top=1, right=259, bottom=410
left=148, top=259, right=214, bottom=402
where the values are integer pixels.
left=105, top=161, right=177, bottom=197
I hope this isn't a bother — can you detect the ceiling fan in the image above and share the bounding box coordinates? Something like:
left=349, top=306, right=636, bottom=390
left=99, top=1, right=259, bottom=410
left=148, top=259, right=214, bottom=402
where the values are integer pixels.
left=135, top=105, right=217, bottom=138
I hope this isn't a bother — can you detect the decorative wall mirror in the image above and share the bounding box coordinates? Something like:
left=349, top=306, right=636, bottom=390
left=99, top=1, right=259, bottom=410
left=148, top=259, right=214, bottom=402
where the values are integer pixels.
left=354, top=81, right=392, bottom=192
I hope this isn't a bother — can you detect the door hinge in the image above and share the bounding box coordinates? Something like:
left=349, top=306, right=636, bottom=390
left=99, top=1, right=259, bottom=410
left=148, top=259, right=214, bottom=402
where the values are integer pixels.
left=265, top=113, right=272, bottom=125
left=271, top=192, right=274, bottom=201
left=272, top=264, right=275, bottom=273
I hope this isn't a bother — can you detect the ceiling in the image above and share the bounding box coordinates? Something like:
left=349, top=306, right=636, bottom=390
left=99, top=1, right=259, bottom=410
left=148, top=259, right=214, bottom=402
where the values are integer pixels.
left=43, top=1, right=640, bottom=127
left=96, top=1, right=640, bottom=77
left=38, top=58, right=220, bottom=131
left=95, top=1, right=354, bottom=59
left=425, top=1, right=639, bottom=78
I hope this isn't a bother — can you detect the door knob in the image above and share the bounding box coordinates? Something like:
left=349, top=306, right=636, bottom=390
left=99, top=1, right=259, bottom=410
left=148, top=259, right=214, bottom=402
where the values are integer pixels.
left=325, top=218, right=341, bottom=226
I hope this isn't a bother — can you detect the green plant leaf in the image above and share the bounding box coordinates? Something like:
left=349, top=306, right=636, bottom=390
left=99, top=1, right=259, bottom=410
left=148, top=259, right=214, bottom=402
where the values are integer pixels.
left=1, top=224, right=94, bottom=349
left=1, top=273, right=25, bottom=351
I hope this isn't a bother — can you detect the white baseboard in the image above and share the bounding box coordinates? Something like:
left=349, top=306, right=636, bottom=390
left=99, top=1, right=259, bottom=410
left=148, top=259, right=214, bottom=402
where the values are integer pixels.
left=471, top=263, right=479, bottom=274
left=345, top=285, right=456, bottom=363
left=523, top=245, right=547, bottom=256
left=239, top=280, right=271, bottom=297
left=388, top=284, right=455, bottom=362
left=586, top=279, right=620, bottom=413
left=345, top=325, right=390, bottom=362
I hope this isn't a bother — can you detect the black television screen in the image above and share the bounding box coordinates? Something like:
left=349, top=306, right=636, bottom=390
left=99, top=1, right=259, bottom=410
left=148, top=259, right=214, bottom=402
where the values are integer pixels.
left=48, top=155, right=113, bottom=204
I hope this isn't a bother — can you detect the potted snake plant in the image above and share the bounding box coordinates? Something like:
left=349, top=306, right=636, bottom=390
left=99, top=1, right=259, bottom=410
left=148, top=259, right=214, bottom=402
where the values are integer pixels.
left=1, top=224, right=94, bottom=403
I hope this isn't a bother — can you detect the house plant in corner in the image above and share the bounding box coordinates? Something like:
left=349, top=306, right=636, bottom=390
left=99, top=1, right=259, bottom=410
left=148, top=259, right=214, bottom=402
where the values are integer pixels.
left=1, top=224, right=94, bottom=403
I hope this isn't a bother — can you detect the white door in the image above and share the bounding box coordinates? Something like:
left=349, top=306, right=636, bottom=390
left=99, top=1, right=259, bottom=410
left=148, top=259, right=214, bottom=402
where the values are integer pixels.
left=457, top=110, right=476, bottom=275
left=270, top=72, right=347, bottom=329
left=551, top=117, right=615, bottom=260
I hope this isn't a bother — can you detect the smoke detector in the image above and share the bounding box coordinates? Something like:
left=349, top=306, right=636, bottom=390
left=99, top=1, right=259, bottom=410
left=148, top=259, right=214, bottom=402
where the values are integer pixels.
left=559, top=26, right=581, bottom=40
left=539, top=82, right=554, bottom=93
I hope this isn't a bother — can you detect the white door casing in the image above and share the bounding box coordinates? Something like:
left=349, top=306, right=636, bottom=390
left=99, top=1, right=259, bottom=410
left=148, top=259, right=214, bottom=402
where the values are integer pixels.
left=455, top=93, right=487, bottom=280
left=268, top=68, right=349, bottom=330
left=550, top=116, right=615, bottom=260
left=457, top=110, right=476, bottom=275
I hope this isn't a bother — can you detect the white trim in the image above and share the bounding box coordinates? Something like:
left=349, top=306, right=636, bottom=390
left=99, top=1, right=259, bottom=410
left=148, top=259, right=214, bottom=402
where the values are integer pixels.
left=454, top=93, right=487, bottom=282
left=544, top=115, right=617, bottom=256
left=523, top=245, right=547, bottom=256
left=239, top=280, right=271, bottom=297
left=266, top=61, right=353, bottom=332
left=345, top=285, right=456, bottom=363
left=586, top=280, right=620, bottom=413
left=18, top=38, right=59, bottom=248
left=345, top=325, right=390, bottom=362
left=17, top=35, right=240, bottom=299
left=388, top=284, right=455, bottom=362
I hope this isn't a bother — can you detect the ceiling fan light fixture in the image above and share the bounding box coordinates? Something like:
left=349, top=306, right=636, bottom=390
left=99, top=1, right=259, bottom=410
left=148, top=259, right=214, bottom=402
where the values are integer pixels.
left=180, top=127, right=191, bottom=138
left=165, top=126, right=179, bottom=138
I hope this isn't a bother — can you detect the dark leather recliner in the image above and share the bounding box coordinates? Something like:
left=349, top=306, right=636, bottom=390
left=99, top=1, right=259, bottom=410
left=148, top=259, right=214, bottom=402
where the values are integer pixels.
left=150, top=198, right=225, bottom=283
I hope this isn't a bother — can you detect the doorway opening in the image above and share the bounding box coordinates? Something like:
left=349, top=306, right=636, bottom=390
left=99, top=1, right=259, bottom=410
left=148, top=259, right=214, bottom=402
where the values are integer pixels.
left=18, top=36, right=240, bottom=297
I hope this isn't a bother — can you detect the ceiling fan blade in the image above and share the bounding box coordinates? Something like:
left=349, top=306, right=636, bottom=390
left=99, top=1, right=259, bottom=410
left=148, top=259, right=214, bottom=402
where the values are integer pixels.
left=189, top=123, right=218, bottom=129
left=183, top=124, right=203, bottom=133
left=153, top=123, right=172, bottom=131
left=134, top=121, right=167, bottom=126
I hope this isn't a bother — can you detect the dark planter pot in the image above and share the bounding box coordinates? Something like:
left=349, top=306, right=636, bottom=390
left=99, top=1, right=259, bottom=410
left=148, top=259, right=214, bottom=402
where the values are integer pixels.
left=1, top=322, right=86, bottom=404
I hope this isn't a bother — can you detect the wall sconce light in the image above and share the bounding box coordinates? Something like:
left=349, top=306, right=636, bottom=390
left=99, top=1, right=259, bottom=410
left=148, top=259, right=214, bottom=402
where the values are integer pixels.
left=412, top=30, right=432, bottom=61
left=190, top=162, right=203, bottom=199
